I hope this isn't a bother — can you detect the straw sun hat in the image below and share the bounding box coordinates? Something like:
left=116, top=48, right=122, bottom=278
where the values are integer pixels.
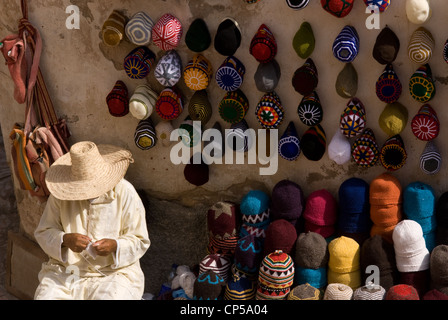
left=45, top=141, right=134, bottom=201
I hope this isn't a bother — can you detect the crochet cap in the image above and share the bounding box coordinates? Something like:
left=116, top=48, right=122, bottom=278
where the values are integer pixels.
left=386, top=284, right=420, bottom=300
left=214, top=18, right=241, bottom=56
left=301, top=124, right=326, bottom=161
left=134, top=117, right=157, bottom=150
left=183, top=54, right=213, bottom=91
left=106, top=80, right=129, bottom=117
left=409, top=64, right=435, bottom=103
left=255, top=91, right=284, bottom=129
left=188, top=90, right=212, bottom=125
left=335, top=63, right=358, bottom=99
left=254, top=59, right=281, bottom=92
left=154, top=50, right=182, bottom=87
left=351, top=128, right=379, bottom=168
left=406, top=0, right=431, bottom=25
left=378, top=102, right=408, bottom=136
left=420, top=140, right=442, bottom=175
left=411, top=104, right=439, bottom=141
left=292, top=58, right=318, bottom=96
left=321, top=0, right=354, bottom=18
left=286, top=0, right=310, bottom=9
left=293, top=21, right=315, bottom=59
left=224, top=273, right=256, bottom=300
left=278, top=121, right=301, bottom=161
left=375, top=64, right=402, bottom=104
left=219, top=89, right=249, bottom=124
left=323, top=283, right=353, bottom=300
left=332, top=25, right=359, bottom=63
left=364, top=0, right=390, bottom=13
left=151, top=13, right=183, bottom=51
left=288, top=283, right=320, bottom=300
left=185, top=18, right=211, bottom=52
left=155, top=87, right=183, bottom=120
left=207, top=201, right=238, bottom=239
left=353, top=285, right=386, bottom=300
left=270, top=179, right=304, bottom=222
left=372, top=26, right=400, bottom=65
left=328, top=130, right=351, bottom=165
left=124, top=46, right=156, bottom=80
left=250, top=24, right=277, bottom=63
left=216, top=56, right=245, bottom=92
left=199, top=254, right=231, bottom=282
left=380, top=135, right=407, bottom=171
left=297, top=91, right=323, bottom=127
left=339, top=97, right=366, bottom=138
left=193, top=270, right=225, bottom=300
left=101, top=10, right=126, bottom=47
left=233, top=233, right=263, bottom=275
left=129, top=84, right=158, bottom=120
left=125, top=11, right=154, bottom=46
left=408, top=27, right=434, bottom=65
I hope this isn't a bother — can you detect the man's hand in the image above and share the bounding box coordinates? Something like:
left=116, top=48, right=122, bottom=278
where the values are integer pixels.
left=92, top=239, right=117, bottom=256
left=62, top=233, right=92, bottom=253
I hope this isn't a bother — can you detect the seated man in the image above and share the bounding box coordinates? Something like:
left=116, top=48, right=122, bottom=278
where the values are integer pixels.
left=34, top=141, right=150, bottom=300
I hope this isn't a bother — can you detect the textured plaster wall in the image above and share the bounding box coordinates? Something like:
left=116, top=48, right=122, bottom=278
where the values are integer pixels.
left=2, top=0, right=448, bottom=294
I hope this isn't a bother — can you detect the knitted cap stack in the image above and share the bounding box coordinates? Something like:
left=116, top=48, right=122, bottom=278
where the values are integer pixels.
left=323, top=283, right=353, bottom=300
left=294, top=231, right=329, bottom=290
left=303, top=189, right=338, bottom=239
left=403, top=181, right=437, bottom=251
left=369, top=173, right=403, bottom=243
left=263, top=219, right=297, bottom=257
left=239, top=190, right=271, bottom=239
left=233, top=233, right=263, bottom=280
left=392, top=219, right=430, bottom=297
left=360, top=235, right=399, bottom=291
left=338, top=177, right=372, bottom=244
left=429, top=245, right=448, bottom=296
left=353, top=285, right=386, bottom=300
left=327, top=236, right=361, bottom=289
left=287, top=283, right=321, bottom=300
left=270, top=180, right=305, bottom=227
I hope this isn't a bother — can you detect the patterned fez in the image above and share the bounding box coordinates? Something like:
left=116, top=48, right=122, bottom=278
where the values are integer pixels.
left=124, top=46, right=156, bottom=80
left=151, top=13, right=183, bottom=51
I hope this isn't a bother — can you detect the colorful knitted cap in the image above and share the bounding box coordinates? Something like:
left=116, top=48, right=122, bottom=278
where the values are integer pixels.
left=183, top=54, right=213, bottom=91
left=406, top=0, right=431, bottom=25
left=369, top=172, right=402, bottom=206
left=219, top=89, right=249, bottom=124
left=411, top=104, right=439, bottom=141
left=278, top=121, right=301, bottom=161
left=151, top=13, right=183, bottom=51
left=270, top=179, right=304, bottom=222
left=378, top=102, right=408, bottom=137
left=233, top=233, right=263, bottom=275
left=420, top=140, right=442, bottom=175
left=364, top=0, right=390, bottom=12
left=372, top=26, right=400, bottom=64
left=215, top=56, right=245, bottom=91
left=207, top=201, right=238, bottom=239
left=183, top=153, right=209, bottom=186
left=323, top=283, right=353, bottom=300
left=258, top=250, right=295, bottom=289
left=321, top=0, right=354, bottom=18
left=328, top=130, right=351, bottom=165
left=255, top=91, right=284, bottom=129
left=154, top=50, right=182, bottom=87
left=335, top=62, right=358, bottom=99
left=224, top=273, right=256, bottom=300
left=408, top=27, right=434, bottom=65
left=288, top=284, right=320, bottom=300
left=207, top=235, right=239, bottom=258
left=134, top=117, right=157, bottom=150
left=301, top=124, right=326, bottom=161
left=254, top=59, right=281, bottom=92
left=129, top=84, right=158, bottom=120
left=101, top=10, right=126, bottom=47
left=125, top=11, right=154, bottom=46
left=292, top=58, right=318, bottom=96
left=409, top=64, right=435, bottom=103
left=188, top=90, right=212, bottom=125
left=303, top=189, right=338, bottom=227
left=240, top=189, right=270, bottom=217
left=328, top=236, right=360, bottom=273
left=124, top=46, right=156, bottom=80
left=339, top=97, right=366, bottom=138
left=293, top=21, right=315, bottom=59
left=376, top=64, right=402, bottom=103
left=351, top=128, right=379, bottom=168
left=298, top=91, right=323, bottom=127
left=263, top=219, right=298, bottom=256
left=214, top=18, right=241, bottom=56
left=353, top=285, right=386, bottom=300
left=155, top=87, right=183, bottom=120
left=193, top=270, right=225, bottom=300
left=185, top=18, right=211, bottom=52
left=386, top=284, right=420, bottom=300
left=286, top=0, right=310, bottom=9
left=403, top=181, right=435, bottom=220
left=294, top=231, right=329, bottom=269
left=380, top=135, right=407, bottom=171
left=199, top=254, right=231, bottom=282
left=250, top=24, right=277, bottom=63
left=106, top=80, right=129, bottom=117
left=332, top=25, right=359, bottom=63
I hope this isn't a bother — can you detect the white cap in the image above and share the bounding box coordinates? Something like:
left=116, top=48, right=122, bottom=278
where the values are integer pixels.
left=406, top=0, right=431, bottom=24
left=328, top=130, right=351, bottom=165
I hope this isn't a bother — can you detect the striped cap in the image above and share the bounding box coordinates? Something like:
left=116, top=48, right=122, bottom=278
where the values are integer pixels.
left=408, top=27, right=434, bottom=65
left=409, top=64, right=435, bottom=103
left=106, top=80, right=129, bottom=117
left=323, top=283, right=353, bottom=300
left=188, top=90, right=212, bottom=125
left=286, top=0, right=310, bottom=9
left=207, top=236, right=239, bottom=258
left=124, top=46, right=156, bottom=80
left=301, top=124, right=326, bottom=161
left=234, top=234, right=264, bottom=275
left=332, top=25, right=359, bottom=63
left=155, top=87, right=183, bottom=120
left=125, top=11, right=154, bottom=46
left=420, top=140, right=442, bottom=175
left=134, top=117, right=157, bottom=150
left=151, top=13, right=183, bottom=51
left=184, top=54, right=213, bottom=91
left=102, top=10, right=126, bottom=47
left=224, top=273, right=256, bottom=300
left=249, top=24, right=277, bottom=63
left=298, top=91, right=323, bottom=127
left=199, top=254, right=231, bottom=282
left=129, top=84, right=158, bottom=120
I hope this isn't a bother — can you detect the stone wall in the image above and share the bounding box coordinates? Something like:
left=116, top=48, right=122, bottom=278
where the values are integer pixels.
left=1, top=0, right=448, bottom=295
